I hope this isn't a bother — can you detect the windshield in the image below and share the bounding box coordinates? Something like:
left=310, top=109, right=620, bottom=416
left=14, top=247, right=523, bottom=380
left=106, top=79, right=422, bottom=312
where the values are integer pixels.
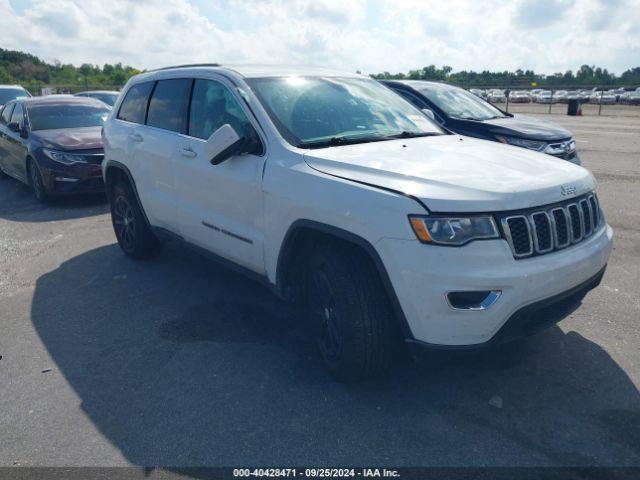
left=28, top=103, right=110, bottom=131
left=0, top=88, right=29, bottom=104
left=247, top=76, right=444, bottom=148
left=89, top=93, right=118, bottom=106
left=415, top=83, right=505, bottom=121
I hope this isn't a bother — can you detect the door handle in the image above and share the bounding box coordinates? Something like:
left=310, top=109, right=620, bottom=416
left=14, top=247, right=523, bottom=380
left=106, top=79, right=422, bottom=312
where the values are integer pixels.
left=130, top=133, right=144, bottom=142
left=180, top=147, right=197, bottom=158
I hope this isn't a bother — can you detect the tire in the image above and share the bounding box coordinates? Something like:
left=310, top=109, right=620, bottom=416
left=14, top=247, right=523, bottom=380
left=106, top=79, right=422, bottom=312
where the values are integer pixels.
left=29, top=160, right=49, bottom=203
left=110, top=180, right=162, bottom=259
left=307, top=242, right=397, bottom=382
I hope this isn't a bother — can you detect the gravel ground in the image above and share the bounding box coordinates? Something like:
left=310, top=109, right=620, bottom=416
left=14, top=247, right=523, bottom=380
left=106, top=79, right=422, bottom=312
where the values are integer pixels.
left=0, top=113, right=638, bottom=470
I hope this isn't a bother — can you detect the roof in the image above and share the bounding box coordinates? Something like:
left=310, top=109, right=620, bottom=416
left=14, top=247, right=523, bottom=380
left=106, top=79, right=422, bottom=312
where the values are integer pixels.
left=75, top=90, right=120, bottom=95
left=143, top=64, right=362, bottom=80
left=384, top=79, right=451, bottom=88
left=19, top=95, right=108, bottom=107
left=384, top=80, right=471, bottom=93
left=223, top=64, right=361, bottom=79
left=0, top=85, right=28, bottom=90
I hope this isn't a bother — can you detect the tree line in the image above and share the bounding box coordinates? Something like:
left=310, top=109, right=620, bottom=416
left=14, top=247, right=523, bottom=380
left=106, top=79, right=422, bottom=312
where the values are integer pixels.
left=372, top=64, right=640, bottom=87
left=0, top=48, right=140, bottom=93
left=2, top=47, right=639, bottom=92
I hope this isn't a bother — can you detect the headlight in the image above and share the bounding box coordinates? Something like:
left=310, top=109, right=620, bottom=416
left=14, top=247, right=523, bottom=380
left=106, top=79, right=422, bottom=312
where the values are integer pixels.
left=544, top=139, right=576, bottom=155
left=496, top=135, right=546, bottom=151
left=409, top=215, right=499, bottom=246
left=42, top=149, right=88, bottom=165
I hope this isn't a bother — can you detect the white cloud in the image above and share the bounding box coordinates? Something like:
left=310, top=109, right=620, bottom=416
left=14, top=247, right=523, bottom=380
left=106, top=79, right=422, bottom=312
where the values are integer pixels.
left=0, top=0, right=638, bottom=75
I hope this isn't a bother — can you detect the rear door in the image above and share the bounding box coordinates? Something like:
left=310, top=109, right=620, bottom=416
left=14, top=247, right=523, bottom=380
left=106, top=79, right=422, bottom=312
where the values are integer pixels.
left=111, top=81, right=156, bottom=217
left=134, top=78, right=193, bottom=232
left=173, top=77, right=266, bottom=273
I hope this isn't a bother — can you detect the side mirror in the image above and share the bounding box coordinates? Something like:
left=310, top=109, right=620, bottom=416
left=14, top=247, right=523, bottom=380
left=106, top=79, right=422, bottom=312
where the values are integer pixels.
left=7, top=121, right=20, bottom=133
left=206, top=124, right=242, bottom=165
left=421, top=108, right=435, bottom=121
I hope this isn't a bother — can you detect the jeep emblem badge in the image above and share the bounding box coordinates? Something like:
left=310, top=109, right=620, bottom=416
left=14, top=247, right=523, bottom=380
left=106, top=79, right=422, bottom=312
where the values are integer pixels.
left=561, top=184, right=577, bottom=196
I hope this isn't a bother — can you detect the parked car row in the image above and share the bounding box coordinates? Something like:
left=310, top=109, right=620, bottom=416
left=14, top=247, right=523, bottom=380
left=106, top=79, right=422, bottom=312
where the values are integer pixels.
left=470, top=86, right=640, bottom=105
left=0, top=67, right=613, bottom=381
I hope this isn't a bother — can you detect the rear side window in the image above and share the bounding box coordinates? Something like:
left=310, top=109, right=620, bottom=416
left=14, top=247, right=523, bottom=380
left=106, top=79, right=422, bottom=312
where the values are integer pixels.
left=117, top=82, right=154, bottom=124
left=1, top=103, right=15, bottom=124
left=188, top=79, right=253, bottom=140
left=146, top=79, right=192, bottom=134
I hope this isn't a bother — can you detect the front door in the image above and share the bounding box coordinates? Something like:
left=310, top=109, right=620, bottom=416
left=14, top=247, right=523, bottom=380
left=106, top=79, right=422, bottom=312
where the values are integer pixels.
left=127, top=79, right=192, bottom=232
left=0, top=102, right=18, bottom=178
left=173, top=77, right=266, bottom=274
left=5, top=102, right=28, bottom=180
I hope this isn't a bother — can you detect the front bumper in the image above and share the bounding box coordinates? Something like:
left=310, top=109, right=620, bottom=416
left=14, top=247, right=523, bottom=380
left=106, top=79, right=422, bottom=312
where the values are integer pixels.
left=406, top=265, right=605, bottom=354
left=36, top=155, right=105, bottom=195
left=376, top=223, right=613, bottom=347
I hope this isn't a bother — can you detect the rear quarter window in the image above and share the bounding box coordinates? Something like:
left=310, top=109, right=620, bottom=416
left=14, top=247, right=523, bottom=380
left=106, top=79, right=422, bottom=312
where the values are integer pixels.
left=117, top=82, right=155, bottom=124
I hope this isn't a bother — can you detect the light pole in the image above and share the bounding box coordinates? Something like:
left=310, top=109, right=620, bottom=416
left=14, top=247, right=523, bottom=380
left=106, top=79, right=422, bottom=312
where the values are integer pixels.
left=78, top=75, right=88, bottom=92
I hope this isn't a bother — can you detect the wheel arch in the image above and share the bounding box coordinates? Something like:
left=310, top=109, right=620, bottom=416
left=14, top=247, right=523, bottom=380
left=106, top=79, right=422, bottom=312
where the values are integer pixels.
left=275, top=219, right=414, bottom=340
left=104, top=160, right=151, bottom=226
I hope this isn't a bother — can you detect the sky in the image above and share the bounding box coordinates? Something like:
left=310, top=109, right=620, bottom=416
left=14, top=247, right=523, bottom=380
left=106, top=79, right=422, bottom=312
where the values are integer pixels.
left=1, top=0, right=639, bottom=75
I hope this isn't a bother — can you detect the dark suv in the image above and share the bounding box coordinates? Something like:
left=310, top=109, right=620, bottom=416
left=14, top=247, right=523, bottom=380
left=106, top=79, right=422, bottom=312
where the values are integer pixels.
left=383, top=80, right=580, bottom=164
left=0, top=95, right=109, bottom=201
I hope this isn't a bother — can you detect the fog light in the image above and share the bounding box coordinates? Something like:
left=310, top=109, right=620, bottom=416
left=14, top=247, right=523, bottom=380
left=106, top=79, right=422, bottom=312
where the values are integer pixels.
left=447, top=290, right=501, bottom=310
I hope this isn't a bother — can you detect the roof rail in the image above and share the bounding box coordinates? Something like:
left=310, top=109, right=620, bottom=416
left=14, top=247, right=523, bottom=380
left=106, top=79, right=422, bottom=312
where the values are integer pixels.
left=147, top=63, right=221, bottom=72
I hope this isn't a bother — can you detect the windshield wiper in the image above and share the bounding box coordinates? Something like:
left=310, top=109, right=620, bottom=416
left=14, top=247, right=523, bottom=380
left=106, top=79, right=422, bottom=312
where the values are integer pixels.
left=297, top=134, right=392, bottom=149
left=385, top=131, right=441, bottom=139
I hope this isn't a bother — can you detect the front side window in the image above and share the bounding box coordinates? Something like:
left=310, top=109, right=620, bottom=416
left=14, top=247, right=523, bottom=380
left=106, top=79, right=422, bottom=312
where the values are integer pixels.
left=188, top=79, right=253, bottom=140
left=146, top=79, right=192, bottom=134
left=1, top=103, right=15, bottom=124
left=28, top=103, right=110, bottom=131
left=247, top=76, right=444, bottom=148
left=117, top=82, right=154, bottom=124
left=415, top=83, right=506, bottom=121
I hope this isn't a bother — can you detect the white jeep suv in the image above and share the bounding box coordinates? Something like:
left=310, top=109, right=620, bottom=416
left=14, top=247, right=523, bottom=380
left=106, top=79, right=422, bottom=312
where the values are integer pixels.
left=102, top=65, right=613, bottom=381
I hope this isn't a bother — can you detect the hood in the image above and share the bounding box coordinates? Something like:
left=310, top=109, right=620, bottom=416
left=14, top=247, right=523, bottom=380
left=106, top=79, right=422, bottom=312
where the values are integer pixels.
left=31, top=126, right=103, bottom=151
left=303, top=135, right=596, bottom=213
left=477, top=114, right=572, bottom=141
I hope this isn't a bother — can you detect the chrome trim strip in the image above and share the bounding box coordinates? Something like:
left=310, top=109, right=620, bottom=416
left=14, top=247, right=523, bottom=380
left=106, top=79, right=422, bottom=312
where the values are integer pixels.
left=549, top=207, right=571, bottom=249
left=446, top=290, right=502, bottom=311
left=587, top=194, right=599, bottom=230
left=567, top=203, right=584, bottom=243
left=201, top=221, right=254, bottom=244
left=580, top=198, right=593, bottom=237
